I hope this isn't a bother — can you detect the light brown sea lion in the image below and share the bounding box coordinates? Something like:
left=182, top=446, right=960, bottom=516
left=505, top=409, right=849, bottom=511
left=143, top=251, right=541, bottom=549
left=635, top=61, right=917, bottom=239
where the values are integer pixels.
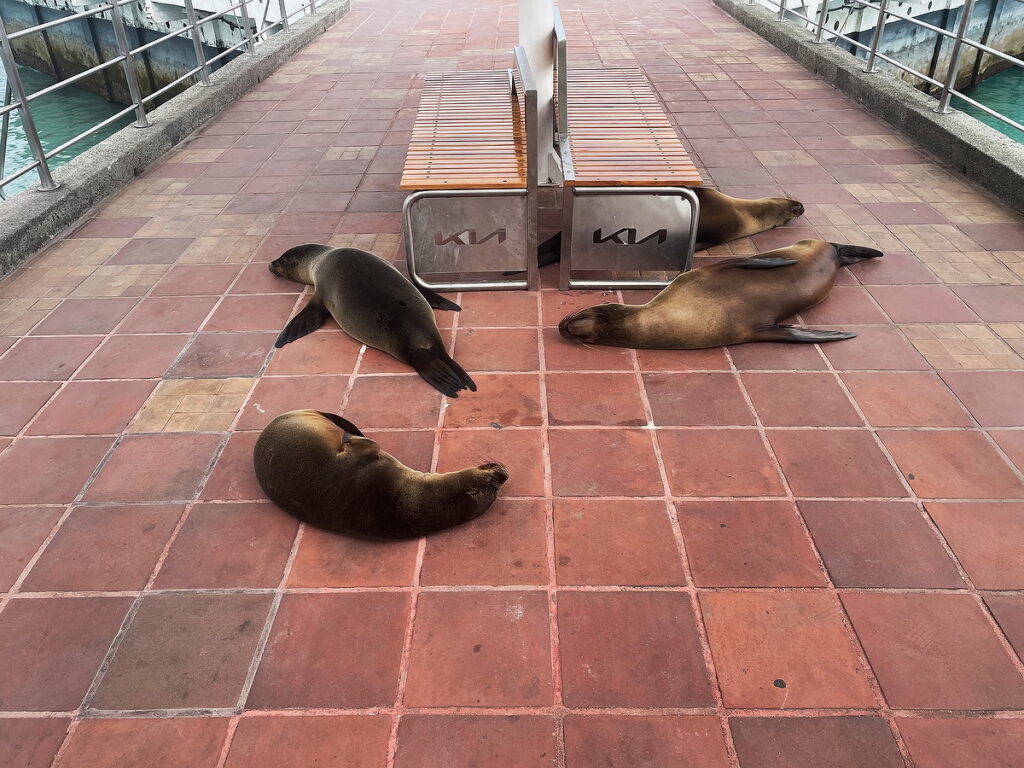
left=558, top=240, right=882, bottom=349
left=270, top=245, right=474, bottom=397
left=253, top=410, right=509, bottom=540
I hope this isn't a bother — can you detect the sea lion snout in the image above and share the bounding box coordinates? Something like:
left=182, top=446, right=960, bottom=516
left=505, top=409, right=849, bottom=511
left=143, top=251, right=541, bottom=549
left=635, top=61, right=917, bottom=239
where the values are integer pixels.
left=558, top=309, right=599, bottom=342
left=479, top=461, right=510, bottom=486
left=789, top=200, right=805, bottom=219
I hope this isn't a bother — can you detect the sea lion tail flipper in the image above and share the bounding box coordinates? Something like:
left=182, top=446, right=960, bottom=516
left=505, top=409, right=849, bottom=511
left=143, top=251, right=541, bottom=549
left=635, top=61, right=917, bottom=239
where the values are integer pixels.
left=753, top=324, right=857, bottom=344
left=833, top=244, right=884, bottom=266
left=416, top=285, right=462, bottom=312
left=275, top=295, right=330, bottom=348
left=316, top=412, right=365, bottom=437
left=713, top=257, right=798, bottom=270
left=408, top=348, right=477, bottom=398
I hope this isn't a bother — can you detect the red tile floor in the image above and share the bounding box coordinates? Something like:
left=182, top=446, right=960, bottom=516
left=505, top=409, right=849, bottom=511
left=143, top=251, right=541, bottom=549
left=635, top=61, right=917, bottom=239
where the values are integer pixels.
left=2, top=0, right=1024, bottom=765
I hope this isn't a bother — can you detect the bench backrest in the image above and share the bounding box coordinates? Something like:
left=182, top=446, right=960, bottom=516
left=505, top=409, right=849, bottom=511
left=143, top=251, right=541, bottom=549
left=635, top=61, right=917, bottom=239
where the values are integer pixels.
left=512, top=45, right=539, bottom=191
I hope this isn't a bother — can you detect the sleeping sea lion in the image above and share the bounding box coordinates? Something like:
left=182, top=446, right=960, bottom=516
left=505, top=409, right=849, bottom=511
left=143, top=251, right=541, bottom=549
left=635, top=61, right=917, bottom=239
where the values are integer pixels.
left=253, top=409, right=509, bottom=539
left=270, top=245, right=475, bottom=397
left=558, top=240, right=882, bottom=349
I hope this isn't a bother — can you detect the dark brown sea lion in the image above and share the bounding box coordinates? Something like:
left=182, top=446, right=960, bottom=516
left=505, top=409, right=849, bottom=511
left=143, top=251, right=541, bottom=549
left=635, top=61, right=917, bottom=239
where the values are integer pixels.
left=270, top=245, right=475, bottom=397
left=253, top=409, right=509, bottom=539
left=530, top=188, right=806, bottom=270
left=558, top=240, right=882, bottom=349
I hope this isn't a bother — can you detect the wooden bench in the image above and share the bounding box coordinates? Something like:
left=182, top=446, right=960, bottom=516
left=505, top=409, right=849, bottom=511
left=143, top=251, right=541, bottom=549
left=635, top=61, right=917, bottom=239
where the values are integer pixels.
left=399, top=49, right=540, bottom=292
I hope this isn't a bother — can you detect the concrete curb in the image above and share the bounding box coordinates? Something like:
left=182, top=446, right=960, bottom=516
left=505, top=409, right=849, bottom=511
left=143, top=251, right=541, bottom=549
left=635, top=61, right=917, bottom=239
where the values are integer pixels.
left=712, top=0, right=1024, bottom=216
left=0, top=0, right=350, bottom=277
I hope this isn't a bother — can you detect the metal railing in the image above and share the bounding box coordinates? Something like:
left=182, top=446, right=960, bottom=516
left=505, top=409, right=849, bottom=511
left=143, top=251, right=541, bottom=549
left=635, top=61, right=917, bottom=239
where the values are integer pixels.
left=0, top=0, right=320, bottom=198
left=752, top=0, right=1024, bottom=136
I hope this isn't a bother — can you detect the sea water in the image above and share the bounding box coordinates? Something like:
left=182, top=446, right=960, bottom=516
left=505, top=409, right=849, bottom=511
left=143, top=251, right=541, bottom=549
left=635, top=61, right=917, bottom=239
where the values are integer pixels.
left=954, top=67, right=1024, bottom=144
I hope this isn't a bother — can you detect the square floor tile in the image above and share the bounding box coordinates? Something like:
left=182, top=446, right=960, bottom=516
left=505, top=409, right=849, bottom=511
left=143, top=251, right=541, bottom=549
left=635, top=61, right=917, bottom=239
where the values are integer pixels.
left=0, top=337, right=102, bottom=381
left=461, top=290, right=539, bottom=327
left=0, top=382, right=60, bottom=435
left=849, top=251, right=937, bottom=285
left=30, top=298, right=138, bottom=335
left=868, top=285, right=977, bottom=323
left=0, top=436, right=114, bottom=504
left=27, top=380, right=156, bottom=435
left=991, top=430, right=1024, bottom=473
left=345, top=375, right=442, bottom=428
left=0, top=718, right=69, bottom=768
left=0, top=507, right=63, bottom=590
left=154, top=502, right=297, bottom=589
left=199, top=431, right=262, bottom=501
left=554, top=499, right=685, bottom=586
left=897, top=717, right=1024, bottom=768
left=236, top=375, right=347, bottom=430
left=404, top=591, right=552, bottom=707
left=108, top=238, right=193, bottom=266
left=543, top=328, right=634, bottom=371
left=21, top=504, right=182, bottom=592
left=547, top=373, right=646, bottom=426
left=91, top=592, right=272, bottom=710
left=73, top=217, right=149, bottom=238
left=444, top=374, right=542, bottom=428
left=953, top=286, right=1024, bottom=322
left=550, top=428, right=663, bottom=496
left=56, top=718, right=227, bottom=768
left=730, top=717, right=904, bottom=768
left=169, top=333, right=275, bottom=377
left=394, top=715, right=557, bottom=768
left=224, top=715, right=390, bottom=768
left=842, top=593, right=1024, bottom=709
left=287, top=528, right=419, bottom=587
left=635, top=346, right=732, bottom=372
left=800, top=286, right=888, bottom=324
left=265, top=331, right=360, bottom=375
left=928, top=502, right=1024, bottom=589
left=742, top=372, right=861, bottom=426
left=940, top=371, right=1024, bottom=427
left=842, top=372, right=972, bottom=426
left=420, top=499, right=548, bottom=586
left=151, top=264, right=242, bottom=296
left=800, top=500, right=962, bottom=587
left=366, top=429, right=435, bottom=470
left=821, top=326, right=928, bottom=370
left=985, top=594, right=1024, bottom=659
left=643, top=372, right=753, bottom=426
left=436, top=427, right=544, bottom=497
left=230, top=263, right=306, bottom=294
left=701, top=591, right=875, bottom=708
left=558, top=591, right=712, bottom=707
left=564, top=715, right=729, bottom=768
left=768, top=429, right=907, bottom=497
left=85, top=432, right=222, bottom=502
left=117, top=296, right=219, bottom=334
left=203, top=294, right=298, bottom=332
left=454, top=328, right=539, bottom=371
left=248, top=593, right=408, bottom=708
left=0, top=596, right=132, bottom=710
left=76, top=335, right=189, bottom=379
left=879, top=430, right=1024, bottom=499
left=658, top=429, right=785, bottom=497
left=677, top=500, right=826, bottom=586
left=729, top=341, right=827, bottom=370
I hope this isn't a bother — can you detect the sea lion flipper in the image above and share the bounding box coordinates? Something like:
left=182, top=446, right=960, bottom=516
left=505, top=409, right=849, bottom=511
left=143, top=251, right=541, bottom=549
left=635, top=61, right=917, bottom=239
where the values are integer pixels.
left=316, top=412, right=365, bottom=438
left=713, top=257, right=798, bottom=270
left=833, top=244, right=884, bottom=266
left=753, top=324, right=857, bottom=344
left=416, top=285, right=462, bottom=312
left=408, top=348, right=476, bottom=398
left=275, top=295, right=330, bottom=348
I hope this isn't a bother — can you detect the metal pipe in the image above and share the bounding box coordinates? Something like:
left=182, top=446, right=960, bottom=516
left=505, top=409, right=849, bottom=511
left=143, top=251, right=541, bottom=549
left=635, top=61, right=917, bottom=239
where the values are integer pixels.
left=279, top=0, right=291, bottom=30
left=183, top=0, right=211, bottom=86
left=863, top=0, right=889, bottom=74
left=6, top=3, right=116, bottom=41
left=937, top=0, right=976, bottom=113
left=310, top=0, right=317, bottom=15
left=813, top=0, right=828, bottom=44
left=237, top=0, right=257, bottom=55
left=0, top=81, right=11, bottom=198
left=778, top=0, right=787, bottom=22
left=0, top=16, right=57, bottom=190
left=108, top=0, right=150, bottom=127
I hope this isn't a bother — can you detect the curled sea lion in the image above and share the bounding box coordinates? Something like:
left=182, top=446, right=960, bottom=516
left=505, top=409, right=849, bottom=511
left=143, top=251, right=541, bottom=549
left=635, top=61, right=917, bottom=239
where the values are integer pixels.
left=253, top=409, right=509, bottom=539
left=558, top=240, right=882, bottom=349
left=270, top=245, right=475, bottom=397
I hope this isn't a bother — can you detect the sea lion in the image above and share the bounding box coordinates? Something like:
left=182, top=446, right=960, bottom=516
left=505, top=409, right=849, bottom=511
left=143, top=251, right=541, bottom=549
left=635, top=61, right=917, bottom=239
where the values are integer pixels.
left=529, top=188, right=805, bottom=271
left=558, top=239, right=882, bottom=349
left=253, top=409, right=509, bottom=539
left=270, top=245, right=476, bottom=397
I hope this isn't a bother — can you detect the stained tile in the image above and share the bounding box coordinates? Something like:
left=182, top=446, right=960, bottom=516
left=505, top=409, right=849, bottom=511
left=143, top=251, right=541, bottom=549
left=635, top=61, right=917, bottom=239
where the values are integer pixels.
left=28, top=380, right=156, bottom=435
left=203, top=294, right=299, bottom=332
left=0, top=436, right=114, bottom=504
left=265, top=330, right=360, bottom=375
left=225, top=715, right=390, bottom=768
left=0, top=337, right=102, bottom=381
left=730, top=717, right=904, bottom=768
left=897, top=717, right=1024, bottom=768
left=564, top=715, right=729, bottom=768
left=729, top=341, right=827, bottom=370
left=644, top=372, right=753, bottom=426
left=0, top=382, right=60, bottom=435
left=200, top=430, right=263, bottom=501
left=436, top=427, right=544, bottom=497
left=543, top=327, right=634, bottom=371
left=842, top=592, right=1024, bottom=709
left=953, top=286, right=1024, bottom=322
left=547, top=373, right=646, bottom=426
left=0, top=718, right=69, bottom=768
left=768, top=429, right=908, bottom=497
left=169, top=333, right=274, bottom=377
left=76, top=335, right=189, bottom=379
left=394, top=715, right=557, bottom=768
left=742, top=372, right=860, bottom=426
left=940, top=371, right=1024, bottom=427
left=404, top=591, right=552, bottom=706
left=117, top=296, right=219, bottom=333
left=550, top=428, right=662, bottom=496
left=461, top=291, right=539, bottom=327
left=454, top=328, right=539, bottom=371
left=868, top=285, right=978, bottom=323
left=842, top=371, right=972, bottom=426
left=559, top=591, right=712, bottom=707
left=821, top=326, right=928, bottom=370
left=928, top=502, right=1024, bottom=589
left=30, top=298, right=138, bottom=335
left=287, top=528, right=419, bottom=587
left=85, top=433, right=221, bottom=502
left=800, top=286, right=888, bottom=324
left=236, top=375, right=346, bottom=430
left=985, top=594, right=1024, bottom=659
left=151, top=264, right=242, bottom=296
left=658, top=429, right=785, bottom=496
left=0, top=508, right=63, bottom=591
left=55, top=718, right=227, bottom=768
left=444, top=374, right=542, bottom=428
left=109, top=238, right=193, bottom=265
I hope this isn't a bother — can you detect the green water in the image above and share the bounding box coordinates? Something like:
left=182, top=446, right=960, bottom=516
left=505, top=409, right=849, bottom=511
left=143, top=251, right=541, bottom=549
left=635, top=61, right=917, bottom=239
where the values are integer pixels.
left=954, top=67, right=1024, bottom=143
left=1, top=65, right=131, bottom=198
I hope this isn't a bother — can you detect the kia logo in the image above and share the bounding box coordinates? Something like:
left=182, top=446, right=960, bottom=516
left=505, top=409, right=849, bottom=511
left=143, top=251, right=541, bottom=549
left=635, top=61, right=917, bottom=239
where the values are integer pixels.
left=593, top=228, right=667, bottom=245
left=434, top=229, right=507, bottom=246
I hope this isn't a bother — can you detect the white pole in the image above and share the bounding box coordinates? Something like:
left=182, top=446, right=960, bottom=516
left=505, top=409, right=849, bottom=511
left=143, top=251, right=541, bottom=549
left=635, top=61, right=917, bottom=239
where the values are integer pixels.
left=519, top=0, right=558, bottom=183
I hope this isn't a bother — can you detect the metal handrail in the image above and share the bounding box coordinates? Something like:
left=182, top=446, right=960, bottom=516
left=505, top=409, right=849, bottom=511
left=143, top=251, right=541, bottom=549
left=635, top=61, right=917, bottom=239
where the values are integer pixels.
left=758, top=0, right=1024, bottom=135
left=0, top=0, right=320, bottom=198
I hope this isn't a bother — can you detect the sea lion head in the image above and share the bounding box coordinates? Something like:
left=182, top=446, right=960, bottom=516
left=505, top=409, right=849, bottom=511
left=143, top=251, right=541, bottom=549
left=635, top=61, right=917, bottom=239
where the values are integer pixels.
left=460, top=461, right=511, bottom=507
left=269, top=244, right=319, bottom=282
left=765, top=196, right=805, bottom=227
left=558, top=302, right=637, bottom=346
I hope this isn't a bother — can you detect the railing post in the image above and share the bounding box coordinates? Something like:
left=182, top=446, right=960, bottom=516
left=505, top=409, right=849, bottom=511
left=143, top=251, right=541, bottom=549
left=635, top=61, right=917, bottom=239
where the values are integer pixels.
left=183, top=0, right=211, bottom=86
left=278, top=0, right=290, bottom=31
left=309, top=0, right=317, bottom=15
left=778, top=0, right=787, bottom=21
left=109, top=0, right=150, bottom=127
left=238, top=0, right=257, bottom=55
left=0, top=15, right=58, bottom=190
left=863, top=0, right=889, bottom=74
left=936, top=0, right=976, bottom=113
left=814, top=0, right=828, bottom=43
